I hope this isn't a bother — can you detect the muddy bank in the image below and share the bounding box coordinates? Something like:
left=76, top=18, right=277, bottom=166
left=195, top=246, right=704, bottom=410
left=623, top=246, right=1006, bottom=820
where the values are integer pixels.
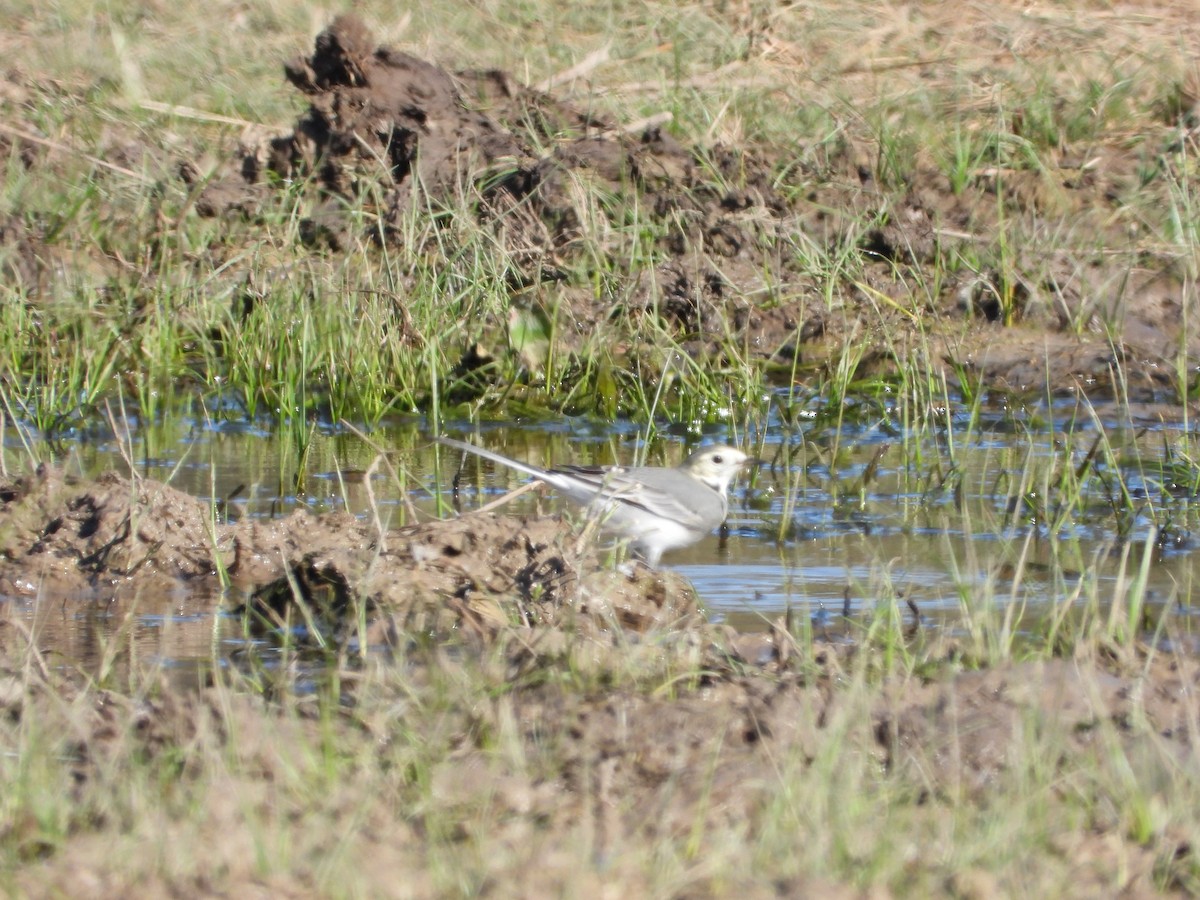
left=186, top=13, right=1199, bottom=401
left=1, top=10, right=1194, bottom=425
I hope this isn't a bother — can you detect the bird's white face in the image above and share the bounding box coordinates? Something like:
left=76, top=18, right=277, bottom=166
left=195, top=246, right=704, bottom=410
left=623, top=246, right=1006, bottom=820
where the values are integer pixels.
left=681, top=445, right=754, bottom=494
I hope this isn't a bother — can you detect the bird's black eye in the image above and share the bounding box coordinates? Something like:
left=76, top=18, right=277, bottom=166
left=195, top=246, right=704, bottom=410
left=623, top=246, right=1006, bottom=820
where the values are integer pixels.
left=712, top=454, right=724, bottom=464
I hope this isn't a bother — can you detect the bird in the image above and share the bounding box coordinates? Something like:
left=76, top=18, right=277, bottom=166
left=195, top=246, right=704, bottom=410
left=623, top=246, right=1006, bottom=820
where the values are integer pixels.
left=438, top=436, right=755, bottom=566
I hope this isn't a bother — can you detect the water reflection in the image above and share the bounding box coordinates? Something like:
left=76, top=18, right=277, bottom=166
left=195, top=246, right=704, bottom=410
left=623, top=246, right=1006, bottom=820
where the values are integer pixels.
left=2, top=587, right=229, bottom=683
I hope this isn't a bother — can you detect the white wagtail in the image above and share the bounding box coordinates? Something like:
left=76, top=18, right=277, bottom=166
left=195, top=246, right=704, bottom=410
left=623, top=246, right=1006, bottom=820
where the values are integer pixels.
left=438, top=436, right=755, bottom=566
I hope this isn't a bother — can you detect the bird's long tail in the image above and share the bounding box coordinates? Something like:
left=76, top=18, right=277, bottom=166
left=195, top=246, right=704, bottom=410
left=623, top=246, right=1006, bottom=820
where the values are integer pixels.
left=436, top=436, right=553, bottom=483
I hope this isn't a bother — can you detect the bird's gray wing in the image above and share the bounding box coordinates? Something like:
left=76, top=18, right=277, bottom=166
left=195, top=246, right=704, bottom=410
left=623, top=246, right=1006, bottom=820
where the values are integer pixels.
left=556, top=466, right=724, bottom=530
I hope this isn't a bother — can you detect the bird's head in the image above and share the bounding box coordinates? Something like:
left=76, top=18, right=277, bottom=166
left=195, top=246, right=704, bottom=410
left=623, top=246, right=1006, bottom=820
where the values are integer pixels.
left=681, top=445, right=756, bottom=495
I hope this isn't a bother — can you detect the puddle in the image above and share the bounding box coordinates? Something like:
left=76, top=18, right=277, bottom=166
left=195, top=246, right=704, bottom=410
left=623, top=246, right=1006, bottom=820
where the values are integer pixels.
left=4, top=390, right=1199, bottom=670
left=3, top=586, right=233, bottom=683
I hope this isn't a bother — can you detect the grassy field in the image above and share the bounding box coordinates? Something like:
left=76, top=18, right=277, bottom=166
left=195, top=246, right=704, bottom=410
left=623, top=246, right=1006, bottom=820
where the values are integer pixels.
left=3, top=591, right=1199, bottom=897
left=2, top=0, right=1200, bottom=896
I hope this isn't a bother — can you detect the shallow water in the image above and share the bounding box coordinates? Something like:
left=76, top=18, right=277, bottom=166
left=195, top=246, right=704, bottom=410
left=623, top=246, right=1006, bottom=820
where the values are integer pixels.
left=5, top=392, right=1200, bottom=671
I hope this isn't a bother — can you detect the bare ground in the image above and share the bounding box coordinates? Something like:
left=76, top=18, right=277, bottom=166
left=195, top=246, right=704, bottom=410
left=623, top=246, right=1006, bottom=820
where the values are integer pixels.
left=0, top=466, right=701, bottom=642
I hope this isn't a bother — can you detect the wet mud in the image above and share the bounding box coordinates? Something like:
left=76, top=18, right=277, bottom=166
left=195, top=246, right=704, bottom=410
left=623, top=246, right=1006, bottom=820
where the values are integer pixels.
left=0, top=465, right=700, bottom=643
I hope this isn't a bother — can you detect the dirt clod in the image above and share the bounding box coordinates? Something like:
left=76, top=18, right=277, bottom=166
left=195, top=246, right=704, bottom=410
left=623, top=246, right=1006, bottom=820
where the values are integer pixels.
left=0, top=466, right=698, bottom=644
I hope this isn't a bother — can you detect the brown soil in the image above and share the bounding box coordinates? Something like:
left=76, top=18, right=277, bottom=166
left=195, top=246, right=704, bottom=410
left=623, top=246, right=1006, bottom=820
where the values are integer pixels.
left=191, top=13, right=1199, bottom=401
left=3, top=13, right=1193, bottom=400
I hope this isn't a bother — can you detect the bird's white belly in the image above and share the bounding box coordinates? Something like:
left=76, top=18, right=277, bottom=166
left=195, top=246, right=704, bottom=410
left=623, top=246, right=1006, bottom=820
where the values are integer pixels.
left=590, top=501, right=702, bottom=553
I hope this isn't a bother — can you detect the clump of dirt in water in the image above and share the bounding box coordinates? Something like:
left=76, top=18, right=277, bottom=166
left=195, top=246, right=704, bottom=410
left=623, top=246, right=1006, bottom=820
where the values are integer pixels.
left=0, top=465, right=700, bottom=645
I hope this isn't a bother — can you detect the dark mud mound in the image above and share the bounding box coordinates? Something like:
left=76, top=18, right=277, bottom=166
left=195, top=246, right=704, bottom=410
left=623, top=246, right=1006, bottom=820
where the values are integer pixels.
left=0, top=466, right=700, bottom=643
left=260, top=13, right=781, bottom=246
left=204, top=14, right=812, bottom=351
left=271, top=16, right=528, bottom=234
